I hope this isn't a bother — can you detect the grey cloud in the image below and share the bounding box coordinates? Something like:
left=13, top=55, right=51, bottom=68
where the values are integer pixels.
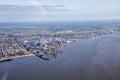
left=45, top=8, right=69, bottom=12
left=44, top=5, right=66, bottom=8
left=0, top=4, right=69, bottom=14
left=44, top=5, right=69, bottom=12
left=0, top=5, right=44, bottom=13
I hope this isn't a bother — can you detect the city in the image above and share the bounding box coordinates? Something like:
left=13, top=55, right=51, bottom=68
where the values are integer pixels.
left=0, top=21, right=119, bottom=62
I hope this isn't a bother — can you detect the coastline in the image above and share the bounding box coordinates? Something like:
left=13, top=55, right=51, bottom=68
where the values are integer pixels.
left=0, top=54, right=36, bottom=62
left=0, top=44, right=67, bottom=62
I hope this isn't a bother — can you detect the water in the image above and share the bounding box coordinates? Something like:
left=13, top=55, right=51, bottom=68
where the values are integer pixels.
left=1, top=33, right=120, bottom=80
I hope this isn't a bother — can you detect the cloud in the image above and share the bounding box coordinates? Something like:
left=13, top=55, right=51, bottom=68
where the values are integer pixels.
left=0, top=5, right=43, bottom=14
left=44, top=5, right=69, bottom=12
left=45, top=8, right=69, bottom=12
left=32, top=0, right=46, bottom=12
left=44, top=5, right=66, bottom=8
left=0, top=0, right=69, bottom=14
left=0, top=4, right=69, bottom=15
left=0, top=0, right=41, bottom=5
left=0, top=3, right=70, bottom=22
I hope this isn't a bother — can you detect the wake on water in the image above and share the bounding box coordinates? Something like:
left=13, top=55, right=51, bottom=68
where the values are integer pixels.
left=0, top=60, right=17, bottom=80
left=1, top=73, right=8, bottom=80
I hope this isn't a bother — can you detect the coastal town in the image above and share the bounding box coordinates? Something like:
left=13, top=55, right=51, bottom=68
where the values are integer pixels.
left=0, top=32, right=75, bottom=62
left=0, top=30, right=117, bottom=62
left=0, top=21, right=120, bottom=62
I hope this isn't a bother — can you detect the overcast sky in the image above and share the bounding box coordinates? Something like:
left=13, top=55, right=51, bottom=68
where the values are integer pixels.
left=0, top=0, right=120, bottom=22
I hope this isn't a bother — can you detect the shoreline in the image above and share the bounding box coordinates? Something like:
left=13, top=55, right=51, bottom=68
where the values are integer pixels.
left=0, top=54, right=36, bottom=62
left=0, top=40, right=76, bottom=63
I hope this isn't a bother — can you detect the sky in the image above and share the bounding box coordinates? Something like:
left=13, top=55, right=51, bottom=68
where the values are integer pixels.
left=0, top=0, right=120, bottom=22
